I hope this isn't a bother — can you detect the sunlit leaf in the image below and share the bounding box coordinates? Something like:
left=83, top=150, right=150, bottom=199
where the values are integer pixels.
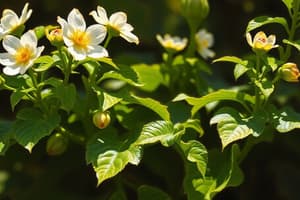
left=10, top=89, right=27, bottom=111
left=213, top=56, right=248, bottom=66
left=255, top=79, right=274, bottom=99
left=246, top=16, right=288, bottom=33
left=272, top=107, right=300, bottom=132
left=282, top=0, right=293, bottom=11
left=14, top=108, right=60, bottom=152
left=234, top=64, right=249, bottom=80
left=283, top=39, right=300, bottom=52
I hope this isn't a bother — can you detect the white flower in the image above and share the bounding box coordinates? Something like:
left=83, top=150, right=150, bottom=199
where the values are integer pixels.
left=90, top=6, right=139, bottom=45
left=0, top=3, right=32, bottom=39
left=156, top=34, right=188, bottom=52
left=57, top=8, right=108, bottom=61
left=0, top=30, right=44, bottom=76
left=246, top=31, right=278, bottom=53
left=195, top=29, right=215, bottom=59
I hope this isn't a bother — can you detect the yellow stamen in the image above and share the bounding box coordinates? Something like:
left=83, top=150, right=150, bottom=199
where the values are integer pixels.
left=15, top=47, right=31, bottom=64
left=72, top=30, right=90, bottom=49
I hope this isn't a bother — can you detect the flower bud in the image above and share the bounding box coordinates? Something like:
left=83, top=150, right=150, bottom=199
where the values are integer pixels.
left=45, top=26, right=64, bottom=47
left=46, top=133, right=68, bottom=156
left=180, top=0, right=209, bottom=29
left=93, top=111, right=111, bottom=129
left=278, top=62, right=300, bottom=82
left=34, top=26, right=45, bottom=39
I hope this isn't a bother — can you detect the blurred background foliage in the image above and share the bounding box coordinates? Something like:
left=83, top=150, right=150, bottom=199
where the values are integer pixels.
left=0, top=0, right=300, bottom=199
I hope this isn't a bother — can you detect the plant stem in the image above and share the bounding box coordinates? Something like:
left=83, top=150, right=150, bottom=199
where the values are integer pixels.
left=58, top=47, right=71, bottom=84
left=238, top=137, right=255, bottom=164
left=186, top=23, right=197, bottom=57
left=254, top=55, right=261, bottom=112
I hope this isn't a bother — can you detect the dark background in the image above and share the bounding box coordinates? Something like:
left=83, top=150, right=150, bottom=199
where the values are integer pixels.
left=0, top=0, right=300, bottom=199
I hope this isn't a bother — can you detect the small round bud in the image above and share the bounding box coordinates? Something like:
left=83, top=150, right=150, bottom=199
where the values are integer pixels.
left=180, top=0, right=209, bottom=29
left=278, top=62, right=300, bottom=82
left=45, top=26, right=64, bottom=47
left=34, top=26, right=45, bottom=39
left=93, top=111, right=111, bottom=129
left=46, top=133, right=68, bottom=156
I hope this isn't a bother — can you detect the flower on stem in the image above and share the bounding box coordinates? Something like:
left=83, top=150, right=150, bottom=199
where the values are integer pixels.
left=90, top=6, right=139, bottom=45
left=45, top=26, right=64, bottom=47
left=195, top=29, right=215, bottom=59
left=278, top=62, right=300, bottom=82
left=57, top=8, right=108, bottom=61
left=0, top=30, right=44, bottom=76
left=156, top=34, right=188, bottom=53
left=0, top=3, right=32, bottom=39
left=246, top=31, right=278, bottom=54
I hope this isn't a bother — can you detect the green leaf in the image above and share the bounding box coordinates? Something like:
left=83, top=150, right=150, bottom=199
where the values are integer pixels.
left=136, top=121, right=179, bottom=147
left=97, top=57, right=119, bottom=70
left=246, top=16, right=288, bottom=33
left=34, top=55, right=55, bottom=72
left=99, top=65, right=143, bottom=87
left=124, top=93, right=170, bottom=121
left=183, top=162, right=205, bottom=199
left=255, top=79, right=274, bottom=99
left=0, top=121, right=13, bottom=155
left=213, top=56, right=248, bottom=66
left=210, top=107, right=264, bottom=149
left=283, top=39, right=300, bottom=52
left=182, top=119, right=204, bottom=137
left=272, top=107, right=300, bottom=132
left=10, top=89, right=27, bottom=111
left=132, top=64, right=163, bottom=92
left=173, top=90, right=255, bottom=116
left=262, top=56, right=281, bottom=71
left=14, top=108, right=60, bottom=152
left=54, top=83, right=76, bottom=112
left=93, top=145, right=142, bottom=186
left=95, top=89, right=123, bottom=111
left=137, top=185, right=171, bottom=200
left=282, top=0, right=293, bottom=11
left=234, top=64, right=249, bottom=80
left=179, top=140, right=208, bottom=177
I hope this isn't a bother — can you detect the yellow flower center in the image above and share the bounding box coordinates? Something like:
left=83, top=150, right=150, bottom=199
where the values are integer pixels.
left=15, top=47, right=32, bottom=64
left=200, top=39, right=209, bottom=48
left=72, top=30, right=90, bottom=49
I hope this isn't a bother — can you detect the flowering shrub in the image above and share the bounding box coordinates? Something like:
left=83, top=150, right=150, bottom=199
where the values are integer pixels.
left=0, top=0, right=300, bottom=199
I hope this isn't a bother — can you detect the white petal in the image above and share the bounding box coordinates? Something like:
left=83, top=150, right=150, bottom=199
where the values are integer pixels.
left=2, top=35, right=20, bottom=54
left=246, top=33, right=253, bottom=47
left=0, top=52, right=16, bottom=66
left=86, top=24, right=107, bottom=44
left=19, top=3, right=32, bottom=24
left=120, top=31, right=139, bottom=44
left=32, top=46, right=45, bottom=60
left=3, top=65, right=21, bottom=76
left=200, top=48, right=215, bottom=59
left=120, top=23, right=134, bottom=32
left=68, top=9, right=86, bottom=31
left=68, top=46, right=87, bottom=60
left=57, top=17, right=74, bottom=46
left=87, top=45, right=108, bottom=58
left=1, top=11, right=18, bottom=30
left=21, top=30, right=37, bottom=47
left=90, top=6, right=108, bottom=25
left=109, top=12, right=127, bottom=27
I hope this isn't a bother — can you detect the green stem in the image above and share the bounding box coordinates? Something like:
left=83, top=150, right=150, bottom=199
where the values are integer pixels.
left=254, top=55, right=261, bottom=112
left=104, top=34, right=113, bottom=49
left=58, top=47, right=71, bottom=84
left=238, top=137, right=255, bottom=164
left=283, top=0, right=300, bottom=62
left=185, top=23, right=197, bottom=57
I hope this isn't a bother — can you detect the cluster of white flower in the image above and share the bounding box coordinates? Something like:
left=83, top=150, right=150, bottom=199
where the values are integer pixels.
left=0, top=3, right=139, bottom=76
left=156, top=29, right=215, bottom=59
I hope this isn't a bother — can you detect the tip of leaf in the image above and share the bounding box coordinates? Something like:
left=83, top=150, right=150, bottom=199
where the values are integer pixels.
left=25, top=142, right=35, bottom=153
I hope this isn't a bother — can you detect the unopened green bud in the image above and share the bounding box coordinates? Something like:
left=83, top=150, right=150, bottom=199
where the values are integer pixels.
left=34, top=26, right=45, bottom=39
left=180, top=0, right=209, bottom=29
left=46, top=133, right=68, bottom=156
left=279, top=62, right=300, bottom=82
left=93, top=111, right=111, bottom=129
left=45, top=26, right=64, bottom=47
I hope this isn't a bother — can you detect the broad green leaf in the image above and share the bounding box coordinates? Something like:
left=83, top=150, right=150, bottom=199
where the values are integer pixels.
left=138, top=185, right=171, bottom=200
left=179, top=140, right=208, bottom=177
left=272, top=107, right=300, bottom=132
left=262, top=56, right=281, bottom=71
left=213, top=56, right=248, bottom=66
left=95, top=89, right=123, bottom=111
left=14, top=108, right=60, bottom=152
left=131, top=64, right=163, bottom=92
left=99, top=65, right=143, bottom=87
left=0, top=121, right=13, bottom=155
left=10, top=89, right=27, bottom=111
left=246, top=16, right=288, bottom=33
left=125, top=94, right=170, bottom=121
left=43, top=77, right=63, bottom=87
left=283, top=39, right=300, bottom=52
left=136, top=121, right=178, bottom=147
left=255, top=79, right=274, bottom=99
left=234, top=64, right=249, bottom=80
left=97, top=57, right=119, bottom=70
left=173, top=90, right=255, bottom=116
left=34, top=55, right=55, bottom=72
left=210, top=107, right=264, bottom=149
left=93, top=145, right=142, bottom=186
left=54, top=83, right=76, bottom=112
left=182, top=119, right=204, bottom=137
